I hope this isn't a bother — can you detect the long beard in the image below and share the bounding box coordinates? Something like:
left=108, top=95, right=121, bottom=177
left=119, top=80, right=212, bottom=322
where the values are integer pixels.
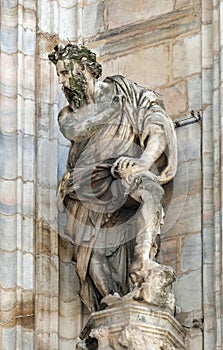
left=63, top=73, right=87, bottom=109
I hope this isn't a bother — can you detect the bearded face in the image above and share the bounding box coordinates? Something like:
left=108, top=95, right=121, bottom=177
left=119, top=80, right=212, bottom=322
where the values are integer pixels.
left=56, top=59, right=88, bottom=109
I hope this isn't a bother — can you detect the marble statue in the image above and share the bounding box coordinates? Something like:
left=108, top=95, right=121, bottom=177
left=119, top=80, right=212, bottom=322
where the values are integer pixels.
left=49, top=43, right=178, bottom=313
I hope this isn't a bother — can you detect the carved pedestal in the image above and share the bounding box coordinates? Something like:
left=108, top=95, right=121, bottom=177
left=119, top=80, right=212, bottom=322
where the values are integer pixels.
left=77, top=264, right=185, bottom=349
left=78, top=301, right=185, bottom=350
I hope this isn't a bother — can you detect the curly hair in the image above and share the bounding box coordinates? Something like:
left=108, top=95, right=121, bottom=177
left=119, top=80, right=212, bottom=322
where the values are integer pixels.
left=48, top=44, right=102, bottom=79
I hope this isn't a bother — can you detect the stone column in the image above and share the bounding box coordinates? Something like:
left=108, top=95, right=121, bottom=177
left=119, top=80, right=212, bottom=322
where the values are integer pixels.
left=0, top=0, right=36, bottom=348
left=201, top=0, right=223, bottom=349
left=35, top=1, right=85, bottom=348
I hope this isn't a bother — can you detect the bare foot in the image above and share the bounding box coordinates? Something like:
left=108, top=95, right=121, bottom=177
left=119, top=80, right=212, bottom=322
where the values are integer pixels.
left=101, top=292, right=121, bottom=308
left=130, top=259, right=160, bottom=287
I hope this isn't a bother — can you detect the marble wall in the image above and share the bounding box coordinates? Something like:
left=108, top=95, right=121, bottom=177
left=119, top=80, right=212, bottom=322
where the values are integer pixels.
left=0, top=0, right=222, bottom=349
left=0, top=0, right=36, bottom=348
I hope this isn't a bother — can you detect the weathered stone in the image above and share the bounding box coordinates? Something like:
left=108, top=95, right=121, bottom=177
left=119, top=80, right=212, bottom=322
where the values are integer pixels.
left=0, top=251, right=17, bottom=289
left=2, top=0, right=17, bottom=9
left=82, top=1, right=105, bottom=37
left=80, top=302, right=185, bottom=349
left=176, top=123, right=201, bottom=162
left=36, top=331, right=58, bottom=350
left=1, top=132, right=35, bottom=183
left=0, top=95, right=17, bottom=133
left=173, top=34, right=201, bottom=78
left=18, top=26, right=36, bottom=56
left=213, top=8, right=220, bottom=51
left=59, top=236, right=73, bottom=262
left=39, top=59, right=52, bottom=103
left=103, top=44, right=170, bottom=88
left=0, top=214, right=17, bottom=251
left=201, top=68, right=212, bottom=105
left=2, top=327, right=16, bottom=349
left=18, top=134, right=35, bottom=181
left=58, top=5, right=79, bottom=40
left=18, top=7, right=36, bottom=29
left=202, top=153, right=212, bottom=189
left=202, top=226, right=214, bottom=264
left=0, top=133, right=17, bottom=179
left=59, top=338, right=78, bottom=349
left=201, top=25, right=212, bottom=68
left=18, top=54, right=35, bottom=99
left=21, top=181, right=35, bottom=216
left=22, top=98, right=35, bottom=135
left=23, top=0, right=36, bottom=10
left=59, top=0, right=78, bottom=8
left=132, top=263, right=176, bottom=314
left=16, top=288, right=34, bottom=316
left=38, top=0, right=58, bottom=35
left=163, top=193, right=201, bottom=237
left=160, top=81, right=187, bottom=117
left=0, top=289, right=16, bottom=313
left=164, top=159, right=201, bottom=203
left=181, top=233, right=202, bottom=272
left=201, top=105, right=212, bottom=154
left=1, top=6, right=18, bottom=28
left=17, top=215, right=34, bottom=253
left=0, top=178, right=17, bottom=215
left=173, top=270, right=202, bottom=313
left=36, top=187, right=58, bottom=230
left=202, top=264, right=214, bottom=305
left=185, top=328, right=203, bottom=350
left=0, top=52, right=17, bottom=98
left=201, top=0, right=212, bottom=24
left=1, top=26, right=18, bottom=53
left=59, top=297, right=82, bottom=318
left=188, top=74, right=202, bottom=111
left=59, top=314, right=81, bottom=339
left=157, top=238, right=178, bottom=272
left=203, top=331, right=215, bottom=350
left=36, top=221, right=58, bottom=256
left=37, top=103, right=58, bottom=139
left=36, top=294, right=58, bottom=315
left=202, top=187, right=213, bottom=227
left=175, top=0, right=197, bottom=9
left=17, top=328, right=34, bottom=350
left=107, top=0, right=173, bottom=29
left=59, top=261, right=80, bottom=299
left=17, top=252, right=34, bottom=289
left=36, top=256, right=59, bottom=294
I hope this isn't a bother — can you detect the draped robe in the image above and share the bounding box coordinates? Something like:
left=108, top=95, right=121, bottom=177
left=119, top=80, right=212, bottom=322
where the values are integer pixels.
left=58, top=75, right=177, bottom=311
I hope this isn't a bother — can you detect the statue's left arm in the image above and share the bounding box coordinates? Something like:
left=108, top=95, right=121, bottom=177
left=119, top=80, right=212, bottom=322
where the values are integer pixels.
left=108, top=76, right=175, bottom=182
left=112, top=123, right=166, bottom=181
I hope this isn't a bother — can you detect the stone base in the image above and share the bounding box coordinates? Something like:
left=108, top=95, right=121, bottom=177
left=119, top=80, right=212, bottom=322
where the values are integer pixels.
left=77, top=300, right=185, bottom=349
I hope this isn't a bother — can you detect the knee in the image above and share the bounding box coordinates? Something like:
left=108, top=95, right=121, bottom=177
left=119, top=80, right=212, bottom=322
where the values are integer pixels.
left=140, top=181, right=164, bottom=203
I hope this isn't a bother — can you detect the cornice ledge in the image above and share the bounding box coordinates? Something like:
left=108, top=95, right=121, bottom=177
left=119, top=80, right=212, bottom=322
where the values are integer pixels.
left=87, top=7, right=200, bottom=59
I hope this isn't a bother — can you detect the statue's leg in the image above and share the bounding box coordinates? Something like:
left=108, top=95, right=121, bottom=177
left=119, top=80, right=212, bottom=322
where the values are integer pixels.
left=129, top=179, right=164, bottom=287
left=88, top=248, right=116, bottom=297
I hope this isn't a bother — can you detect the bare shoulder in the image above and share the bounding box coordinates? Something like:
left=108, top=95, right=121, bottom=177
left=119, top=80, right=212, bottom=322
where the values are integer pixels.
left=58, top=105, right=72, bottom=121
left=95, top=80, right=115, bottom=102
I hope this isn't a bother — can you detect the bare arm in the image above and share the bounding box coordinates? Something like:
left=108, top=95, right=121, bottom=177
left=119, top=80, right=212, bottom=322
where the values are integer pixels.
left=139, top=124, right=166, bottom=168
left=111, top=124, right=166, bottom=180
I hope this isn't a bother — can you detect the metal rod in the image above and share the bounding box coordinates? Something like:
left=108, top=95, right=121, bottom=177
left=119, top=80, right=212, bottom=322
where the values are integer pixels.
left=173, top=110, right=201, bottom=128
